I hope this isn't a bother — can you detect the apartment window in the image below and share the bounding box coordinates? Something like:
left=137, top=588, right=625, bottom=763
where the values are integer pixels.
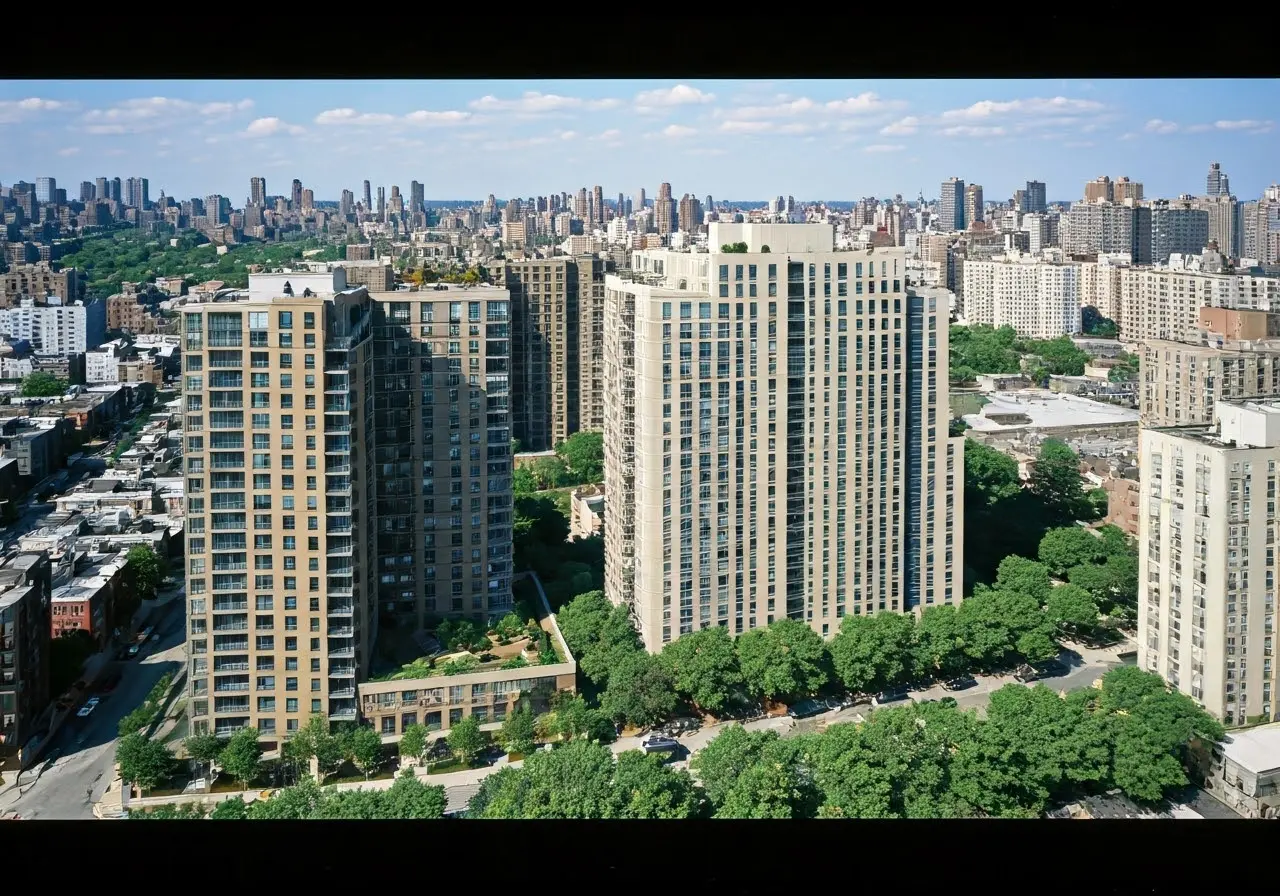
left=278, top=311, right=293, bottom=329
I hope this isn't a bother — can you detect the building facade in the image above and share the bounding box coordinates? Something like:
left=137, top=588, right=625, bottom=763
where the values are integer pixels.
left=604, top=223, right=962, bottom=652
left=961, top=254, right=1082, bottom=338
left=1139, top=400, right=1280, bottom=727
left=0, top=552, right=53, bottom=767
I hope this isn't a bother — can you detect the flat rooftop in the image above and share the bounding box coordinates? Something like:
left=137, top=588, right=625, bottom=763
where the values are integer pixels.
left=964, top=390, right=1140, bottom=432
left=1221, top=722, right=1280, bottom=775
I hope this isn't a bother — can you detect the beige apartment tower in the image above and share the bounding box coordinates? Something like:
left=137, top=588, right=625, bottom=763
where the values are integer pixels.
left=182, top=272, right=513, bottom=747
left=1139, top=399, right=1280, bottom=727
left=494, top=255, right=606, bottom=452
left=604, top=223, right=962, bottom=652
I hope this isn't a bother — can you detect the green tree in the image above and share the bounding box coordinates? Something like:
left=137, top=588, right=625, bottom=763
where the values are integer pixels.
left=554, top=430, right=604, bottom=484
left=1030, top=440, right=1088, bottom=523
left=246, top=777, right=325, bottom=819
left=1096, top=524, right=1134, bottom=558
left=994, top=556, right=1054, bottom=604
left=1038, top=526, right=1104, bottom=576
left=912, top=604, right=969, bottom=679
left=1045, top=584, right=1100, bottom=632
left=828, top=611, right=916, bottom=694
left=963, top=438, right=1023, bottom=506
left=513, top=493, right=570, bottom=574
left=379, top=769, right=448, bottom=818
left=1066, top=562, right=1113, bottom=600
left=949, top=324, right=1022, bottom=377
left=599, top=651, right=679, bottom=728
left=446, top=715, right=486, bottom=764
left=19, top=371, right=67, bottom=397
left=610, top=751, right=706, bottom=819
left=296, top=715, right=346, bottom=781
left=499, top=707, right=537, bottom=756
left=659, top=626, right=743, bottom=714
left=956, top=588, right=1056, bottom=669
left=208, top=797, right=249, bottom=819
left=511, top=465, right=538, bottom=494
left=553, top=590, right=612, bottom=659
left=219, top=727, right=263, bottom=790
left=689, top=724, right=775, bottom=807
left=348, top=726, right=385, bottom=779
left=547, top=693, right=616, bottom=744
left=469, top=739, right=620, bottom=819
left=398, top=723, right=429, bottom=765
left=123, top=543, right=165, bottom=601
left=1024, top=336, right=1091, bottom=376
left=183, top=733, right=223, bottom=778
left=115, top=733, right=173, bottom=795
left=576, top=604, right=643, bottom=688
left=735, top=619, right=829, bottom=702
left=527, top=456, right=570, bottom=490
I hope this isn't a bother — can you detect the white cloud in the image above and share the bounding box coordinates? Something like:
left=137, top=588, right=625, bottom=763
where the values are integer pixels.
left=245, top=117, right=305, bottom=137
left=468, top=91, right=620, bottom=114
left=558, top=130, right=578, bottom=140
left=591, top=128, right=622, bottom=141
left=722, top=97, right=818, bottom=119
left=634, top=84, right=715, bottom=112
left=941, top=125, right=1007, bottom=138
left=1215, top=118, right=1274, bottom=134
left=404, top=109, right=472, bottom=126
left=81, top=96, right=255, bottom=134
left=314, top=107, right=397, bottom=126
left=56, top=146, right=80, bottom=157
left=0, top=96, right=71, bottom=123
left=1144, top=118, right=1180, bottom=134
left=825, top=92, right=905, bottom=114
left=1119, top=132, right=1137, bottom=141
left=662, top=124, right=696, bottom=139
left=863, top=143, right=904, bottom=153
left=880, top=116, right=919, bottom=136
left=941, top=96, right=1104, bottom=120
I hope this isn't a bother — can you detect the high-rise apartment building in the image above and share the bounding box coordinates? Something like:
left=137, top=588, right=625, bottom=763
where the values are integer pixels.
left=1063, top=202, right=1138, bottom=258
left=79, top=181, right=95, bottom=203
left=961, top=253, right=1081, bottom=338
left=376, top=186, right=386, bottom=221
left=1084, top=176, right=1113, bottom=203
left=410, top=181, right=424, bottom=217
left=1241, top=196, right=1280, bottom=265
left=1150, top=200, right=1210, bottom=265
left=1024, top=180, right=1047, bottom=215
left=1141, top=319, right=1280, bottom=427
left=182, top=273, right=515, bottom=744
left=206, top=195, right=225, bottom=226
left=250, top=176, right=267, bottom=207
left=291, top=179, right=303, bottom=211
left=1139, top=398, right=1280, bottom=726
left=1207, top=162, right=1231, bottom=198
left=592, top=186, right=604, bottom=226
left=495, top=255, right=606, bottom=451
left=1195, top=194, right=1242, bottom=259
left=95, top=177, right=109, bottom=202
left=678, top=194, right=704, bottom=233
left=362, top=180, right=372, bottom=213
left=604, top=223, right=961, bottom=651
left=1113, top=177, right=1143, bottom=203
left=110, top=177, right=122, bottom=204
left=964, top=184, right=984, bottom=228
left=939, top=177, right=965, bottom=231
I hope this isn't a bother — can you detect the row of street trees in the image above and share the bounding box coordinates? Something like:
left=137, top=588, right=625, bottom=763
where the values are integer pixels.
left=467, top=666, right=1220, bottom=818
left=130, top=667, right=1222, bottom=820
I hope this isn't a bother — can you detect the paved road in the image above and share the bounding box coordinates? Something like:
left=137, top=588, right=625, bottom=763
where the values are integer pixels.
left=0, top=603, right=186, bottom=820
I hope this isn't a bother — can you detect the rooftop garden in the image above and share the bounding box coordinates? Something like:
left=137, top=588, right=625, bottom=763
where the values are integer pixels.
left=372, top=612, right=564, bottom=683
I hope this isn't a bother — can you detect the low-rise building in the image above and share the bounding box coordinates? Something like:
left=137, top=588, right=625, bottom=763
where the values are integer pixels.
left=1205, top=722, right=1280, bottom=818
left=358, top=587, right=576, bottom=742
left=570, top=484, right=605, bottom=539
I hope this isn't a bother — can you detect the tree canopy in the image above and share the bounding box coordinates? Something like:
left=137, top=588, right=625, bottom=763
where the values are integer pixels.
left=19, top=371, right=67, bottom=397
left=949, top=325, right=1022, bottom=383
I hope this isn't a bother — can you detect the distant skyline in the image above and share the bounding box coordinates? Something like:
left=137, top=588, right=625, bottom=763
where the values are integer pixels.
left=1, top=79, right=1277, bottom=202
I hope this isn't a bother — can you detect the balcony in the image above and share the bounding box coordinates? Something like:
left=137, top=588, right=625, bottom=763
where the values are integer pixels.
left=213, top=682, right=249, bottom=693
left=212, top=601, right=249, bottom=612
left=212, top=661, right=250, bottom=672
left=214, top=722, right=251, bottom=737
left=328, top=708, right=358, bottom=722
left=329, top=687, right=356, bottom=700
left=212, top=623, right=249, bottom=632
left=329, top=647, right=355, bottom=659
left=326, top=521, right=353, bottom=534
left=328, top=601, right=354, bottom=617
left=329, top=626, right=354, bottom=638
left=329, top=664, right=356, bottom=677
left=213, top=639, right=250, bottom=652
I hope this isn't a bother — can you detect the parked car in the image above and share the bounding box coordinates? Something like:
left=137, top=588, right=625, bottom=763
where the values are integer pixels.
left=943, top=676, right=978, bottom=692
left=1033, top=659, right=1069, bottom=678
left=1013, top=664, right=1040, bottom=683
left=76, top=697, right=100, bottom=719
left=872, top=687, right=911, bottom=707
left=658, top=717, right=701, bottom=736
left=786, top=698, right=828, bottom=719
left=640, top=736, right=682, bottom=761
left=127, top=644, right=140, bottom=658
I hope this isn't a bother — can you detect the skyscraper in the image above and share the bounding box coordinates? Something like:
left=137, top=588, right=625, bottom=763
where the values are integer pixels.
left=95, top=177, right=109, bottom=202
left=592, top=185, right=604, bottom=225
left=35, top=177, right=56, bottom=204
left=79, top=181, right=95, bottom=203
left=291, top=179, right=303, bottom=210
left=376, top=186, right=386, bottom=220
left=1024, top=180, right=1047, bottom=214
left=250, top=176, right=267, bottom=207
left=638, top=187, right=646, bottom=211
left=110, top=177, right=122, bottom=203
left=964, top=184, right=984, bottom=227
left=1207, top=162, right=1230, bottom=197
left=939, top=177, right=965, bottom=231
left=655, top=183, right=676, bottom=236
left=604, top=223, right=962, bottom=651
left=410, top=180, right=424, bottom=217
left=362, top=180, right=372, bottom=212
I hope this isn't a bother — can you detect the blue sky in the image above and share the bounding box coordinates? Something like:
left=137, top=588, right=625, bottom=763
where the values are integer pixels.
left=1, top=79, right=1277, bottom=203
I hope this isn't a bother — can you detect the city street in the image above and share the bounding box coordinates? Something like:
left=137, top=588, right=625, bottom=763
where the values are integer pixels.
left=0, top=602, right=186, bottom=820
